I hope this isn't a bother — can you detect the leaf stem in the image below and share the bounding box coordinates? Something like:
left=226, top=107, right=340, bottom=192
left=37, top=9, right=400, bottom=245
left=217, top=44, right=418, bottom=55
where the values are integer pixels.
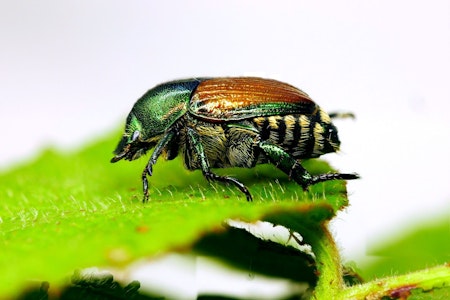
left=305, top=222, right=344, bottom=299
left=338, top=264, right=450, bottom=299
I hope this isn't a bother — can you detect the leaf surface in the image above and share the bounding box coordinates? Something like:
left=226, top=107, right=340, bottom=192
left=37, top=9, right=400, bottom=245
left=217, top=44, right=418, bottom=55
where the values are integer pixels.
left=0, top=132, right=350, bottom=297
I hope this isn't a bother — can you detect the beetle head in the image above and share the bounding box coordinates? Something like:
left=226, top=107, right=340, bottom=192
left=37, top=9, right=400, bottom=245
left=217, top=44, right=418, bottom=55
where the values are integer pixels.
left=111, top=79, right=202, bottom=163
left=111, top=112, right=157, bottom=162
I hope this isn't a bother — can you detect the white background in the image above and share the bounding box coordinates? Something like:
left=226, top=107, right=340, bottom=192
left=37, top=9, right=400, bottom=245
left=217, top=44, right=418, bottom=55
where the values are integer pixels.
left=1, top=0, right=449, bottom=297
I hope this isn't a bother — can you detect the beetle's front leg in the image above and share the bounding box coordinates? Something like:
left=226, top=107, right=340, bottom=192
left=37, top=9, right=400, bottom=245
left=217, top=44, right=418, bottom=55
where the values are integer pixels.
left=141, top=130, right=176, bottom=203
left=141, top=169, right=150, bottom=202
left=186, top=127, right=253, bottom=201
left=258, top=141, right=359, bottom=189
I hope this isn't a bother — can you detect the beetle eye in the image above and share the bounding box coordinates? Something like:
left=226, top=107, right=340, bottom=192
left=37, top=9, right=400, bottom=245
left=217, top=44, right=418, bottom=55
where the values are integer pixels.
left=131, top=130, right=140, bottom=142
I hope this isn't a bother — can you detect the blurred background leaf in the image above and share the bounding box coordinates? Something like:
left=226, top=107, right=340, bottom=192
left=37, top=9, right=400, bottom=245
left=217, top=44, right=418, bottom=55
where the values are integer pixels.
left=360, top=214, right=450, bottom=280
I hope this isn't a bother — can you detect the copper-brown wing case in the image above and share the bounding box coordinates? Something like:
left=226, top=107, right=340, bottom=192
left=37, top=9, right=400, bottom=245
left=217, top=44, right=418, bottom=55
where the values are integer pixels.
left=189, top=77, right=317, bottom=121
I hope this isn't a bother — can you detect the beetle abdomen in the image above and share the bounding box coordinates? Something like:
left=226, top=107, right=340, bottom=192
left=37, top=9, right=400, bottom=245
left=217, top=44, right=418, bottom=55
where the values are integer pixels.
left=252, top=108, right=340, bottom=159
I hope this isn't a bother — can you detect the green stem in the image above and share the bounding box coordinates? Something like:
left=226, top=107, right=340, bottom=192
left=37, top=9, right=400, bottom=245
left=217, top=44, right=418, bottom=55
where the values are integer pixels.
left=338, top=264, right=450, bottom=299
left=306, top=222, right=344, bottom=299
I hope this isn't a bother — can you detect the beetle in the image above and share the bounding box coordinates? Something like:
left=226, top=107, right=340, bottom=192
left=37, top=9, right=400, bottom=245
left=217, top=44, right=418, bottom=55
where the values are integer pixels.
left=111, top=77, right=359, bottom=202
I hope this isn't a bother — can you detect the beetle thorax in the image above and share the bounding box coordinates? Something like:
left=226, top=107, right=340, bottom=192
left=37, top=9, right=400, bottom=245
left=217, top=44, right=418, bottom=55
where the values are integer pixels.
left=131, top=87, right=193, bottom=140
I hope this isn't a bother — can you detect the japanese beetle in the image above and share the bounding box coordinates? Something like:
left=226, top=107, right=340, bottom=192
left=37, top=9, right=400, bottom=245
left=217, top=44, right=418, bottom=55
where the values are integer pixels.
left=111, top=77, right=358, bottom=202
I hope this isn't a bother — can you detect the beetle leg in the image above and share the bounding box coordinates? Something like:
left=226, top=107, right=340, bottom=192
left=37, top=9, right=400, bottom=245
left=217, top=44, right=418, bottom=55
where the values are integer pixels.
left=309, top=172, right=359, bottom=186
left=328, top=112, right=355, bottom=119
left=258, top=140, right=359, bottom=189
left=258, top=141, right=312, bottom=189
left=203, top=170, right=252, bottom=202
left=187, top=127, right=253, bottom=201
left=141, top=130, right=176, bottom=203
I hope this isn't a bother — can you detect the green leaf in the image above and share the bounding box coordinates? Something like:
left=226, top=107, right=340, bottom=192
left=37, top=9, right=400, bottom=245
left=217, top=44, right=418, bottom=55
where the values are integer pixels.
left=0, top=132, right=351, bottom=298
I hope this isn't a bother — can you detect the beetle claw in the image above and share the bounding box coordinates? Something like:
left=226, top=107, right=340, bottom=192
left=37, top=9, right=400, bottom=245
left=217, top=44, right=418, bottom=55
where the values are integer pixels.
left=244, top=191, right=253, bottom=202
left=142, top=192, right=149, bottom=203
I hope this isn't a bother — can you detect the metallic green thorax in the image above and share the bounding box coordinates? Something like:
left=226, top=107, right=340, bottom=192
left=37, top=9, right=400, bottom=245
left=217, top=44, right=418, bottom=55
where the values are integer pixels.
left=128, top=79, right=202, bottom=139
left=111, top=77, right=359, bottom=202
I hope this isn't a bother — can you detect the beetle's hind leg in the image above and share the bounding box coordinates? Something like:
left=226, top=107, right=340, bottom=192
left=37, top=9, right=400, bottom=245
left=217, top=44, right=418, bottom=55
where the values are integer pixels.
left=258, top=140, right=359, bottom=190
left=328, top=112, right=355, bottom=119
left=309, top=172, right=359, bottom=185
